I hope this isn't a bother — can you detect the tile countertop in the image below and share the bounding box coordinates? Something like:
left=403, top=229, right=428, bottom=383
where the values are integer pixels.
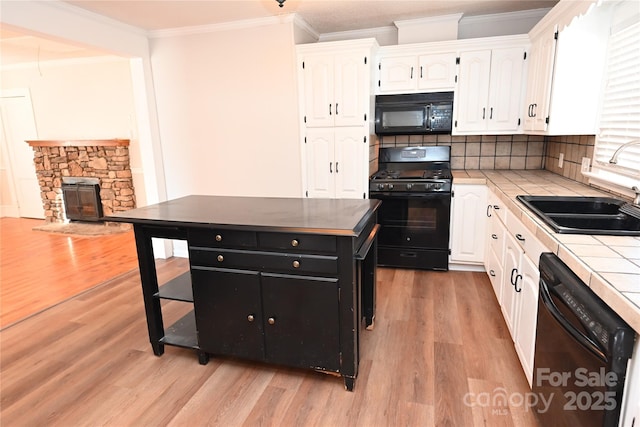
left=452, top=169, right=640, bottom=332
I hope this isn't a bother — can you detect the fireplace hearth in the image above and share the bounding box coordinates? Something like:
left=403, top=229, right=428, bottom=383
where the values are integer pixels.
left=61, top=177, right=103, bottom=222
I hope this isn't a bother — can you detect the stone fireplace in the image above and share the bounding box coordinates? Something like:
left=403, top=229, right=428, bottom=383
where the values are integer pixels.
left=27, top=139, right=136, bottom=223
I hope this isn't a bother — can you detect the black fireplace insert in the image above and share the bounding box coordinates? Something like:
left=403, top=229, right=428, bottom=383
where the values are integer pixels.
left=61, top=177, right=103, bottom=222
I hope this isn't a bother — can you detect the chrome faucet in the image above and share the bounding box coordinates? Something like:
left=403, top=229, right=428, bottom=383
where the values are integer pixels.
left=609, top=140, right=640, bottom=164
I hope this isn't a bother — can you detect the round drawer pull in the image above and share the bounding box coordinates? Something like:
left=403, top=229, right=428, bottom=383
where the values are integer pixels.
left=292, top=260, right=300, bottom=268
left=291, top=239, right=299, bottom=247
left=268, top=317, right=276, bottom=325
left=247, top=314, right=255, bottom=322
left=215, top=234, right=222, bottom=242
left=491, top=234, right=498, bottom=240
left=489, top=270, right=496, bottom=277
left=515, top=233, right=525, bottom=242
left=217, top=255, right=224, bottom=262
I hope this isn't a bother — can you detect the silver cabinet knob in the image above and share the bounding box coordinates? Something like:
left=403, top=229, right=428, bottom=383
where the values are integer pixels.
left=217, top=255, right=224, bottom=262
left=292, top=260, right=300, bottom=268
left=268, top=317, right=276, bottom=325
left=215, top=234, right=222, bottom=242
left=291, top=239, right=299, bottom=247
left=247, top=314, right=254, bottom=322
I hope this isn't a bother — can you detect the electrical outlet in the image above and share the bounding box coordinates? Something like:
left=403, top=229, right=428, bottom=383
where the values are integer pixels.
left=558, top=153, right=564, bottom=168
left=581, top=157, right=591, bottom=173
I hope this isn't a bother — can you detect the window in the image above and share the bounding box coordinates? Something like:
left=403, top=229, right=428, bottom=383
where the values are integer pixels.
left=589, top=16, right=640, bottom=192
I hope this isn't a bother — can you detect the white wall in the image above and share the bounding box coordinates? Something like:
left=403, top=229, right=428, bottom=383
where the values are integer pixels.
left=0, top=57, right=148, bottom=208
left=150, top=22, right=302, bottom=199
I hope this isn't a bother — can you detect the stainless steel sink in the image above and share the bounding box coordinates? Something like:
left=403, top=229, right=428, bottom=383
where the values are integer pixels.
left=516, top=195, right=640, bottom=236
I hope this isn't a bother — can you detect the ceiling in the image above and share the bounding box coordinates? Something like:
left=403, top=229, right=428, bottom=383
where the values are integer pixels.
left=1, top=0, right=559, bottom=66
left=63, top=0, right=559, bottom=34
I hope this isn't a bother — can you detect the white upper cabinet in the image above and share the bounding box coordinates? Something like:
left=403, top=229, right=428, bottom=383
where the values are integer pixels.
left=455, top=46, right=526, bottom=134
left=378, top=52, right=457, bottom=93
left=300, top=51, right=370, bottom=128
left=523, top=0, right=615, bottom=135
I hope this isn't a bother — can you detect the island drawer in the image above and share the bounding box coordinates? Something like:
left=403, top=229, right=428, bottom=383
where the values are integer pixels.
left=189, top=247, right=338, bottom=275
left=188, top=229, right=257, bottom=248
left=257, top=233, right=337, bottom=253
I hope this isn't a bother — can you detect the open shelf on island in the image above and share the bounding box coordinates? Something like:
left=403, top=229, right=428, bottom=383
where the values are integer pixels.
left=160, top=310, right=198, bottom=349
left=154, top=272, right=193, bottom=302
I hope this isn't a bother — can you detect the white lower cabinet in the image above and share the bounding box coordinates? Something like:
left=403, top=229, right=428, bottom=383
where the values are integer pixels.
left=486, top=189, right=547, bottom=388
left=304, top=128, right=367, bottom=199
left=450, top=184, right=487, bottom=265
left=513, top=254, right=539, bottom=388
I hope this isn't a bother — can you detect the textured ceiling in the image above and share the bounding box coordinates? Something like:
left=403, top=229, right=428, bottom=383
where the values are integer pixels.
left=1, top=0, right=559, bottom=66
left=64, top=0, right=559, bottom=34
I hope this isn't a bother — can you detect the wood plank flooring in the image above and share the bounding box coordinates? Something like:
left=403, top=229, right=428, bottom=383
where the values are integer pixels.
left=0, top=217, right=139, bottom=328
left=0, top=252, right=540, bottom=426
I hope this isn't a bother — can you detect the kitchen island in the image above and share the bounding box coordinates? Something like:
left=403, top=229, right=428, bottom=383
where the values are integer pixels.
left=108, top=195, right=380, bottom=391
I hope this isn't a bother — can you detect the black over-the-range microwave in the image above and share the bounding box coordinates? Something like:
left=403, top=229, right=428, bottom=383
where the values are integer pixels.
left=374, top=92, right=454, bottom=135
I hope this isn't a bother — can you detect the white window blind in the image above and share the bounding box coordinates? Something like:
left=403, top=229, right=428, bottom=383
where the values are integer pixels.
left=592, top=20, right=640, bottom=179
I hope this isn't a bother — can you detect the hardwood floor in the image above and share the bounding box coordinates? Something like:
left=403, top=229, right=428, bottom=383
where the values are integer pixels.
left=0, top=217, right=139, bottom=328
left=0, top=245, right=540, bottom=426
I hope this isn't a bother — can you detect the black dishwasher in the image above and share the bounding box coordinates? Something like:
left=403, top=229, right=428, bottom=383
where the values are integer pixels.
left=533, top=253, right=636, bottom=427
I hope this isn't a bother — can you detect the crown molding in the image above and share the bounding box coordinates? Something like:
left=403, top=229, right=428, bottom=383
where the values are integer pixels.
left=148, top=13, right=299, bottom=38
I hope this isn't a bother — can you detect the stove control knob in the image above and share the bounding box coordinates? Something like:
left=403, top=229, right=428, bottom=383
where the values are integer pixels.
left=388, top=184, right=394, bottom=190
left=377, top=183, right=385, bottom=190
left=434, top=183, right=442, bottom=190
left=425, top=183, right=433, bottom=190
left=406, top=183, right=413, bottom=190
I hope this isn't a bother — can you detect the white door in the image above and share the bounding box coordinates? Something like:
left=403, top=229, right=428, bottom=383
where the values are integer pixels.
left=378, top=56, right=417, bottom=92
left=304, top=129, right=334, bottom=198
left=334, top=128, right=365, bottom=199
left=302, top=55, right=334, bottom=128
left=487, top=47, right=525, bottom=132
left=514, top=255, right=540, bottom=387
left=449, top=184, right=487, bottom=263
left=418, top=52, right=457, bottom=90
left=333, top=53, right=366, bottom=127
left=501, top=232, right=522, bottom=339
left=0, top=90, right=43, bottom=219
left=455, top=50, right=491, bottom=132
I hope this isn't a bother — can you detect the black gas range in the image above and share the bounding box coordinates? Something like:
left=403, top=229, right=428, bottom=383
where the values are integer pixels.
left=369, top=146, right=452, bottom=271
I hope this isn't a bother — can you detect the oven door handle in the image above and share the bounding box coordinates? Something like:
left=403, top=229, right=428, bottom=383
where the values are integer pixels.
left=370, top=192, right=450, bottom=199
left=539, top=278, right=607, bottom=363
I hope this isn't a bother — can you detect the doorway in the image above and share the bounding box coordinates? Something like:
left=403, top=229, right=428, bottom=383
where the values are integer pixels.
left=0, top=89, right=43, bottom=219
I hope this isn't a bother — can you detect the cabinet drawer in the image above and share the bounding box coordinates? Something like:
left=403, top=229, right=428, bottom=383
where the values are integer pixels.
left=486, top=248, right=504, bottom=302
left=190, top=248, right=338, bottom=275
left=488, top=217, right=505, bottom=259
left=188, top=229, right=257, bottom=249
left=505, top=210, right=546, bottom=264
left=258, top=233, right=337, bottom=253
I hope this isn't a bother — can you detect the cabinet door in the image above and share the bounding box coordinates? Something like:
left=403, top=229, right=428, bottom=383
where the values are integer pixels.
left=302, top=54, right=335, bottom=127
left=514, top=254, right=539, bottom=388
left=455, top=50, right=491, bottom=132
left=501, top=232, right=522, bottom=339
left=487, top=47, right=525, bottom=132
left=378, top=56, right=417, bottom=92
left=191, top=268, right=265, bottom=360
left=418, top=52, right=457, bottom=90
left=334, top=128, right=365, bottom=199
left=305, top=129, right=335, bottom=198
left=450, top=184, right=487, bottom=263
left=261, top=273, right=340, bottom=371
left=334, top=53, right=366, bottom=127
left=524, top=29, right=557, bottom=132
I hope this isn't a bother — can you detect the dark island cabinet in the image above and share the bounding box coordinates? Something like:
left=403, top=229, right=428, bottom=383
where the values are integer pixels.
left=192, top=267, right=340, bottom=371
left=107, top=196, right=380, bottom=391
